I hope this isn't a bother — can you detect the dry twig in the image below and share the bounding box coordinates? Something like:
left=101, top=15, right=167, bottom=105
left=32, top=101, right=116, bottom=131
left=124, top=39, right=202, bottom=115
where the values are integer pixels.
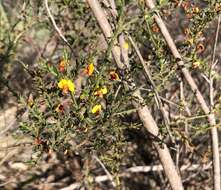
left=93, top=155, right=116, bottom=188
left=44, top=0, right=73, bottom=52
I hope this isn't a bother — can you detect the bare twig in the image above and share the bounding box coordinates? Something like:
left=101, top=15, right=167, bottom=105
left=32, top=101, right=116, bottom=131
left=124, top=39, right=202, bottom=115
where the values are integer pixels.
left=179, top=77, right=191, bottom=136
left=210, top=12, right=220, bottom=110
left=93, top=155, right=116, bottom=188
left=179, top=78, right=191, bottom=117
left=86, top=1, right=184, bottom=189
left=211, top=15, right=221, bottom=67
left=145, top=1, right=220, bottom=189
left=44, top=0, right=73, bottom=53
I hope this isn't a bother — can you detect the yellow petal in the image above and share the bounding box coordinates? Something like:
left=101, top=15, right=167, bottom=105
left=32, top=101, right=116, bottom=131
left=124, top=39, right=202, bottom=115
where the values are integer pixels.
left=58, top=79, right=75, bottom=93
left=91, top=104, right=102, bottom=114
left=101, top=87, right=108, bottom=95
left=85, top=63, right=94, bottom=76
left=67, top=80, right=75, bottom=93
left=58, top=79, right=66, bottom=89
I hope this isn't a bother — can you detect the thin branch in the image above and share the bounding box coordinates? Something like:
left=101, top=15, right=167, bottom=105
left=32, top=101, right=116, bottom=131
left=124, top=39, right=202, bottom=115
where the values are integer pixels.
left=44, top=0, right=73, bottom=53
left=211, top=15, right=221, bottom=66
left=179, top=77, right=191, bottom=136
left=93, top=155, right=116, bottom=188
left=179, top=77, right=191, bottom=117
left=145, top=1, right=220, bottom=189
left=209, top=60, right=218, bottom=110
left=210, top=13, right=220, bottom=110
left=159, top=95, right=181, bottom=107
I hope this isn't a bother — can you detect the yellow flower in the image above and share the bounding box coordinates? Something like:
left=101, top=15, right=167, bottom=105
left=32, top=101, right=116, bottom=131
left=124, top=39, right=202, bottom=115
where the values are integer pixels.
left=100, top=87, right=107, bottom=94
left=58, top=79, right=75, bottom=94
left=94, top=86, right=108, bottom=97
left=91, top=104, right=102, bottom=114
left=85, top=63, right=94, bottom=76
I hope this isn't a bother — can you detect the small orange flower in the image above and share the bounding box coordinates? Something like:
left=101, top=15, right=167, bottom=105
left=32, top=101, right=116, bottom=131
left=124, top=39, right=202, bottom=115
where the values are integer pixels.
left=152, top=24, right=160, bottom=33
left=110, top=71, right=120, bottom=80
left=84, top=63, right=94, bottom=76
left=196, top=43, right=205, bottom=53
left=58, top=59, right=69, bottom=73
left=94, top=87, right=108, bottom=97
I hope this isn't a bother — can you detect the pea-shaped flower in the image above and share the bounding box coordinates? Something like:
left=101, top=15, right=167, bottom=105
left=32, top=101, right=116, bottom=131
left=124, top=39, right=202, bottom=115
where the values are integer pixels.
left=58, top=79, right=75, bottom=94
left=91, top=104, right=102, bottom=114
